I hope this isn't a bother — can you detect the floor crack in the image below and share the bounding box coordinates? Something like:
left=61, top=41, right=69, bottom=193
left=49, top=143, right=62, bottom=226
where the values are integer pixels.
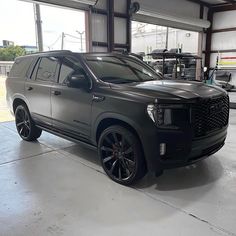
left=133, top=188, right=236, bottom=236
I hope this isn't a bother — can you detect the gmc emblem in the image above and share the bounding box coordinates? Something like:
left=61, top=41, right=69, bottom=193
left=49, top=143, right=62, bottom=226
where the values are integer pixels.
left=209, top=101, right=225, bottom=114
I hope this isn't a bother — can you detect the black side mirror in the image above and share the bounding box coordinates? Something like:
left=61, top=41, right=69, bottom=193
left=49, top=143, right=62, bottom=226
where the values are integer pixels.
left=66, top=74, right=88, bottom=88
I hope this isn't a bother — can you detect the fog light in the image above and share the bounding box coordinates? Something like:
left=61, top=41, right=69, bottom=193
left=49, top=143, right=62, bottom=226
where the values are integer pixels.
left=160, top=143, right=166, bottom=156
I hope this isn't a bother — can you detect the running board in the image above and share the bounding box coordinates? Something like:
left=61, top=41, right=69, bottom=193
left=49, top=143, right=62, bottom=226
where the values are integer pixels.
left=37, top=125, right=97, bottom=151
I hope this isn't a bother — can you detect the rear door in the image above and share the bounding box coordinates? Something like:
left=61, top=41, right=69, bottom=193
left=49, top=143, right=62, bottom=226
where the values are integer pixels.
left=25, top=56, right=60, bottom=127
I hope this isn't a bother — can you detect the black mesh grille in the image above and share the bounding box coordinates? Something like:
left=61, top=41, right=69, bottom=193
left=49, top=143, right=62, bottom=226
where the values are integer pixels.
left=192, top=95, right=229, bottom=138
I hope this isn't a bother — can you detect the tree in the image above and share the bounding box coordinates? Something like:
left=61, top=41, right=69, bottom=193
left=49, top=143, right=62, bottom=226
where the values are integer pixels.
left=0, top=46, right=26, bottom=61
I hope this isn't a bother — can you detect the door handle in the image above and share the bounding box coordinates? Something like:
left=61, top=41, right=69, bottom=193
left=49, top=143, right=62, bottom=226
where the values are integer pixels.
left=26, top=86, right=33, bottom=91
left=52, top=90, right=61, bottom=96
left=92, top=94, right=105, bottom=102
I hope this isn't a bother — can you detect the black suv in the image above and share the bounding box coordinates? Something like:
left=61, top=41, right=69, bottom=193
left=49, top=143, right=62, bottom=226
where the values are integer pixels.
left=6, top=50, right=229, bottom=185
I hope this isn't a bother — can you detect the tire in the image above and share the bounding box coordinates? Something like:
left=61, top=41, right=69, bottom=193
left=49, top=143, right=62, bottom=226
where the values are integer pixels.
left=98, top=125, right=147, bottom=185
left=15, top=104, right=42, bottom=141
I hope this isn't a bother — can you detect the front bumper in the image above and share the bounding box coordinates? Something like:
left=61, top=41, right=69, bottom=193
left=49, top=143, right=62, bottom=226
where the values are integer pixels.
left=160, top=128, right=227, bottom=169
left=142, top=126, right=227, bottom=172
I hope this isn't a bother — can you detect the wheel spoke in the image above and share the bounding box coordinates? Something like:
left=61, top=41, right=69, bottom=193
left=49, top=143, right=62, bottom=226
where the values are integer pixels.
left=16, top=121, right=24, bottom=127
left=118, top=165, right=122, bottom=180
left=16, top=110, right=23, bottom=120
left=124, top=146, right=133, bottom=155
left=19, top=126, right=24, bottom=135
left=120, top=135, right=125, bottom=151
left=21, top=109, right=26, bottom=120
left=109, top=159, right=118, bottom=174
left=103, top=155, right=114, bottom=163
left=112, top=132, right=119, bottom=144
left=25, top=123, right=30, bottom=130
left=121, top=159, right=131, bottom=177
left=104, top=136, right=113, bottom=146
left=124, top=165, right=131, bottom=177
left=101, top=146, right=113, bottom=152
left=22, top=125, right=27, bottom=137
left=124, top=158, right=135, bottom=167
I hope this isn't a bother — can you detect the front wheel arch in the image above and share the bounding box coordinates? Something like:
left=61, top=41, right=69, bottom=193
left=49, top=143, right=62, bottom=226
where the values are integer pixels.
left=95, top=117, right=147, bottom=171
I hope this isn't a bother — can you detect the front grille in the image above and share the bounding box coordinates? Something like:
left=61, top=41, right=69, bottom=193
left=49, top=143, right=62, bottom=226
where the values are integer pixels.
left=192, top=95, right=229, bottom=138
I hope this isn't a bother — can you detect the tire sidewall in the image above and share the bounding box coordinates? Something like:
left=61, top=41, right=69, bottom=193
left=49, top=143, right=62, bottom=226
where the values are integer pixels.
left=98, top=125, right=146, bottom=185
left=15, top=105, right=32, bottom=141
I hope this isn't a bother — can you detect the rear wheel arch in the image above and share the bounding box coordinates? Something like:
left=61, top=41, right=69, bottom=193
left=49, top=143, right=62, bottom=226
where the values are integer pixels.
left=13, top=98, right=28, bottom=114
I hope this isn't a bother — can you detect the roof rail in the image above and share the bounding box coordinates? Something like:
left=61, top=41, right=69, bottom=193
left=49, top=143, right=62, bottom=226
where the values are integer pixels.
left=39, top=50, right=72, bottom=53
left=21, top=50, right=72, bottom=56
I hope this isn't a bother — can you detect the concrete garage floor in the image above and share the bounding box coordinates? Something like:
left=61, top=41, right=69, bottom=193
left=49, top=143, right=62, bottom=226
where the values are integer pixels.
left=0, top=111, right=236, bottom=236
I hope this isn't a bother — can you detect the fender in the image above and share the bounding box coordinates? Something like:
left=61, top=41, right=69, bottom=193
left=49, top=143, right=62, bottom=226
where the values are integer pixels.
left=92, top=111, right=144, bottom=145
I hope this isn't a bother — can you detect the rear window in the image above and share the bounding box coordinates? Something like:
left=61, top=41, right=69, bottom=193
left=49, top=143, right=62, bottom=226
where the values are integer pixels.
left=9, top=57, right=35, bottom=78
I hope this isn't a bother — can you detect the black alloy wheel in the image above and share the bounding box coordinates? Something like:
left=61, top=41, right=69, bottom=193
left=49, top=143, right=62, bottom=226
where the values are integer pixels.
left=15, top=104, right=42, bottom=141
left=98, top=125, right=147, bottom=185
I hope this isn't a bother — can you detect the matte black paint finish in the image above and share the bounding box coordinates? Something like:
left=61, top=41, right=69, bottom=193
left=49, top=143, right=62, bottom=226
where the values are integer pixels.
left=6, top=51, right=229, bottom=173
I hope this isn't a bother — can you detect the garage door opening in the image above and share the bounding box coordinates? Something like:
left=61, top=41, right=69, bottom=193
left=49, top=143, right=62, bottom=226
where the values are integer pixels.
left=131, top=21, right=202, bottom=80
left=132, top=21, right=199, bottom=55
left=40, top=4, right=86, bottom=52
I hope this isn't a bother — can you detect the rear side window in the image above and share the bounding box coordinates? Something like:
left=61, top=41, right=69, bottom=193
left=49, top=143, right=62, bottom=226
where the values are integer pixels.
left=36, top=57, right=59, bottom=82
left=9, top=57, right=34, bottom=78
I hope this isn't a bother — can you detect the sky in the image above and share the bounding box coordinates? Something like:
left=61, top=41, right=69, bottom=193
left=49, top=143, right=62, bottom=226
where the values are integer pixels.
left=0, top=0, right=86, bottom=52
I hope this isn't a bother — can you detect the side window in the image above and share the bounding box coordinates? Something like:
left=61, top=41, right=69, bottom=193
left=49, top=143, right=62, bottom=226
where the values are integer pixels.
left=9, top=57, right=34, bottom=78
left=36, top=57, right=59, bottom=82
left=59, top=57, right=86, bottom=85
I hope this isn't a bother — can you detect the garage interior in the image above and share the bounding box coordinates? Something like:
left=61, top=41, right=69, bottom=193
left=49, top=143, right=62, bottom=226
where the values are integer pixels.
left=1, top=0, right=236, bottom=235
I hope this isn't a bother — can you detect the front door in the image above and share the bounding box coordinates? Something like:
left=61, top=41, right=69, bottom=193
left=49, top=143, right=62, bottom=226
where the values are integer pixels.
left=51, top=56, right=93, bottom=141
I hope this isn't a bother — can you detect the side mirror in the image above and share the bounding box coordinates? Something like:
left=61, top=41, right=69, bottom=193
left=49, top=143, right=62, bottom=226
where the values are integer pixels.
left=66, top=74, right=88, bottom=88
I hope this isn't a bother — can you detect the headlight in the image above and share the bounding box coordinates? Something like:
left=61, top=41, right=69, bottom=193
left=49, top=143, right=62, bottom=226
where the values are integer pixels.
left=147, top=104, right=188, bottom=128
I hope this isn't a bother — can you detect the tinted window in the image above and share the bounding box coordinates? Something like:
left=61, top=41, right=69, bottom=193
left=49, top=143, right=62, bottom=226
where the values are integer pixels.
left=59, top=57, right=86, bottom=85
left=36, top=57, right=59, bottom=82
left=9, top=57, right=34, bottom=78
left=84, top=55, right=161, bottom=84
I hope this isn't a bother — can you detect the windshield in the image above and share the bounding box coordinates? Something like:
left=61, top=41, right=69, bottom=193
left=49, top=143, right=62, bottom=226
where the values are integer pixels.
left=84, top=55, right=161, bottom=84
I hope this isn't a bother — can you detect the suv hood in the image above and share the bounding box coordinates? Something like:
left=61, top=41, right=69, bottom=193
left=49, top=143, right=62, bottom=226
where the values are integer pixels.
left=111, top=80, right=226, bottom=101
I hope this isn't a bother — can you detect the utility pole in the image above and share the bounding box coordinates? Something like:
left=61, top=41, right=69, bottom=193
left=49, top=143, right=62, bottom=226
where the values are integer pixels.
left=61, top=32, right=65, bottom=50
left=34, top=4, right=43, bottom=52
left=76, top=31, right=85, bottom=52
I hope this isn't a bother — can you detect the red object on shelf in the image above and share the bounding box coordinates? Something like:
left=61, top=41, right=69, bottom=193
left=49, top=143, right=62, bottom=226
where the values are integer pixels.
left=221, top=57, right=236, bottom=60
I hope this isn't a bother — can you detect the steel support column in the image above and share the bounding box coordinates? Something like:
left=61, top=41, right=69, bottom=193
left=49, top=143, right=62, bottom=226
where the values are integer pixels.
left=107, top=0, right=114, bottom=52
left=205, top=9, right=213, bottom=70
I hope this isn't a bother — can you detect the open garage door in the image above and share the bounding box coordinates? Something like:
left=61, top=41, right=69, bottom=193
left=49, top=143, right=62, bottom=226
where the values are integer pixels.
left=132, top=0, right=210, bottom=32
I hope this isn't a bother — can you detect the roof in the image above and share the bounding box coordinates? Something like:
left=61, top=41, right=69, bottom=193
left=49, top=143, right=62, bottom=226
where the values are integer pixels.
left=15, top=50, right=141, bottom=61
